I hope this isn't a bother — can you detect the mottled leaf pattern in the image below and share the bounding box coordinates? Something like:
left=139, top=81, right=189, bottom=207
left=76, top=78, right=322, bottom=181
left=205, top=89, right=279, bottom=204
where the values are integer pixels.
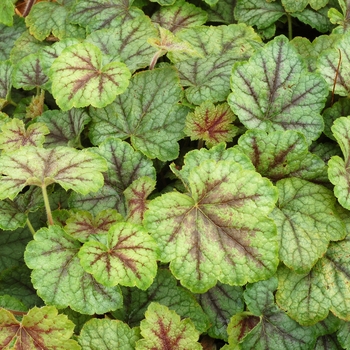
left=228, top=35, right=327, bottom=143
left=136, top=302, right=202, bottom=350
left=0, top=306, right=80, bottom=349
left=79, top=222, right=158, bottom=289
left=24, top=225, right=123, bottom=314
left=145, top=159, right=278, bottom=292
left=50, top=42, right=131, bottom=110
left=0, top=146, right=108, bottom=200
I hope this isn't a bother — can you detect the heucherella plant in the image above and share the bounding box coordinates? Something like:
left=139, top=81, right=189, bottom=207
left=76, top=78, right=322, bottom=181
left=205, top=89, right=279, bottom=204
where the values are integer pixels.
left=1, top=0, right=350, bottom=348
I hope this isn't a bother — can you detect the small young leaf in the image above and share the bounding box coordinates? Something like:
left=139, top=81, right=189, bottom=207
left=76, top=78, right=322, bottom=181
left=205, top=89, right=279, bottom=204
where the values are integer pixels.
left=151, top=0, right=207, bottom=33
left=228, top=35, right=327, bottom=143
left=79, top=222, right=158, bottom=289
left=24, top=225, right=123, bottom=314
left=64, top=209, right=123, bottom=242
left=113, top=269, right=210, bottom=333
left=0, top=146, right=108, bottom=200
left=0, top=118, right=49, bottom=151
left=37, top=109, right=91, bottom=148
left=78, top=318, right=140, bottom=350
left=0, top=0, right=15, bottom=26
left=271, top=178, right=345, bottom=273
left=136, top=302, right=202, bottom=350
left=50, top=42, right=131, bottom=111
left=144, top=159, right=278, bottom=292
left=184, top=102, right=239, bottom=147
left=329, top=117, right=350, bottom=209
left=236, top=129, right=327, bottom=182
left=0, top=306, right=80, bottom=349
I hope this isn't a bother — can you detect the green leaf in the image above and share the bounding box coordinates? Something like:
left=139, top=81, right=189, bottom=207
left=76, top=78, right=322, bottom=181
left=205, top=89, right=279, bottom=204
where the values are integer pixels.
left=196, top=282, right=244, bottom=341
left=234, top=0, right=285, bottom=30
left=205, top=0, right=236, bottom=24
left=24, top=225, right=123, bottom=314
left=0, top=306, right=80, bottom=349
left=236, top=278, right=317, bottom=349
left=124, top=176, right=156, bottom=224
left=37, top=109, right=91, bottom=148
left=69, top=0, right=144, bottom=32
left=49, top=42, right=131, bottom=111
left=64, top=209, right=123, bottom=243
left=12, top=53, right=49, bottom=90
left=25, top=1, right=85, bottom=41
left=78, top=318, right=140, bottom=350
left=229, top=35, right=327, bottom=143
left=113, top=269, right=210, bottom=333
left=236, top=129, right=328, bottom=182
left=337, top=321, right=350, bottom=349
left=144, top=159, right=278, bottom=292
left=136, top=302, right=202, bottom=350
left=78, top=221, right=158, bottom=289
left=0, top=61, right=13, bottom=108
left=0, top=146, right=108, bottom=200
left=184, top=102, right=239, bottom=147
left=282, top=0, right=308, bottom=13
left=276, top=265, right=329, bottom=326
left=0, top=17, right=27, bottom=61
left=0, top=0, right=15, bottom=26
left=329, top=117, right=350, bottom=209
left=309, top=0, right=328, bottom=10
left=151, top=0, right=207, bottom=32
left=86, top=15, right=158, bottom=72
left=271, top=178, right=345, bottom=273
left=318, top=31, right=350, bottom=97
left=0, top=118, right=49, bottom=152
left=96, top=67, right=189, bottom=161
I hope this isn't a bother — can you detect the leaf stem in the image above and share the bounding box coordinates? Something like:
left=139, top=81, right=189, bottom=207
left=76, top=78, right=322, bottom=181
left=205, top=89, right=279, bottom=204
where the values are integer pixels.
left=42, top=185, right=54, bottom=226
left=26, top=218, right=36, bottom=236
left=149, top=50, right=164, bottom=70
left=286, top=13, right=293, bottom=40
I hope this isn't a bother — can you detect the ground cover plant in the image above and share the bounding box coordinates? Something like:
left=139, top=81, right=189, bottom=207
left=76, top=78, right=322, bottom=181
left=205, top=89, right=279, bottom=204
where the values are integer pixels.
left=1, top=0, right=350, bottom=348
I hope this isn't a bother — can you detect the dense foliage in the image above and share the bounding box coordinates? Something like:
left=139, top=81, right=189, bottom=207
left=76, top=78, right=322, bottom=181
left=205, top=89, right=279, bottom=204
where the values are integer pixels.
left=1, top=0, right=350, bottom=348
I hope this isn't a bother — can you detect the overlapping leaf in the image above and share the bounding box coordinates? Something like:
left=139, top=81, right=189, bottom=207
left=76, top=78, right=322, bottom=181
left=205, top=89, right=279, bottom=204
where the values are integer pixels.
left=196, top=282, right=244, bottom=341
left=86, top=15, right=158, bottom=72
left=0, top=118, right=49, bottom=151
left=235, top=129, right=328, bottom=182
left=318, top=30, right=350, bottom=96
left=144, top=159, right=278, bottom=293
left=50, top=42, right=131, bottom=111
left=68, top=0, right=144, bottom=32
left=328, top=117, right=350, bottom=209
left=90, top=67, right=189, bottom=161
left=78, top=318, right=140, bottom=350
left=37, top=109, right=91, bottom=148
left=79, top=222, right=158, bottom=289
left=151, top=0, right=207, bottom=33
left=271, top=178, right=345, bottom=273
left=24, top=225, right=123, bottom=314
left=112, top=269, right=210, bottom=333
left=25, top=1, right=85, bottom=41
left=64, top=209, right=123, bottom=242
left=136, top=302, right=202, bottom=350
left=0, top=0, right=15, bottom=26
left=0, top=306, right=80, bottom=349
left=0, top=146, right=107, bottom=200
left=228, top=35, right=327, bottom=143
left=0, top=61, right=12, bottom=108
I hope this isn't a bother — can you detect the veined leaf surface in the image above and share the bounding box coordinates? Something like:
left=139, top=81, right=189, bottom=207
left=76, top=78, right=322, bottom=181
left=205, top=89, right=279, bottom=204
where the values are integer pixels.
left=0, top=146, right=108, bottom=200
left=50, top=42, right=131, bottom=111
left=144, top=159, right=278, bottom=293
left=228, top=35, right=327, bottom=143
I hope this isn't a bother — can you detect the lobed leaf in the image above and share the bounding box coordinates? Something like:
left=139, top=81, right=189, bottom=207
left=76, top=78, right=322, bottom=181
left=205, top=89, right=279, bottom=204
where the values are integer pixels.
left=24, top=225, right=123, bottom=314
left=0, top=146, right=108, bottom=200
left=228, top=35, right=327, bottom=143
left=271, top=178, right=345, bottom=273
left=136, top=302, right=202, bottom=350
left=78, top=222, right=158, bottom=289
left=78, top=318, right=139, bottom=349
left=50, top=42, right=131, bottom=111
left=144, top=159, right=278, bottom=292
